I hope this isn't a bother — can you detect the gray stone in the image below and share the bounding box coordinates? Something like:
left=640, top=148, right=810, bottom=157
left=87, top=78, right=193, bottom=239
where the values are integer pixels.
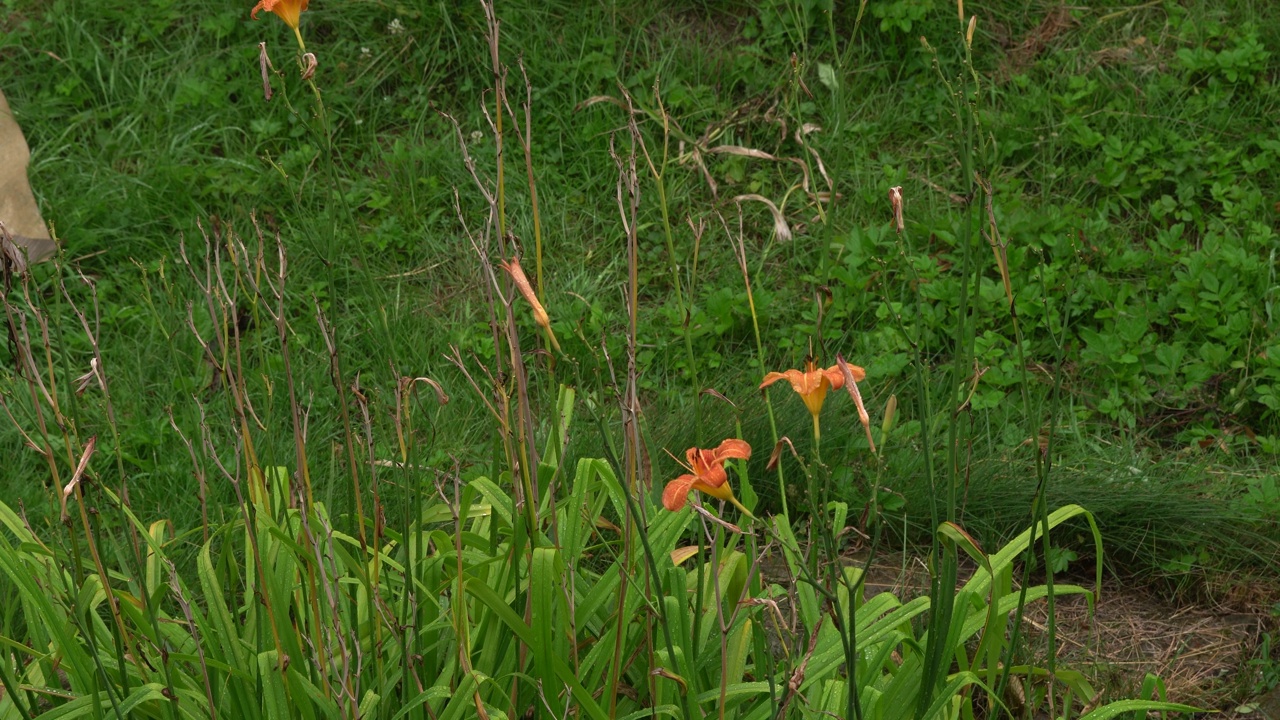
left=1, top=87, right=57, bottom=272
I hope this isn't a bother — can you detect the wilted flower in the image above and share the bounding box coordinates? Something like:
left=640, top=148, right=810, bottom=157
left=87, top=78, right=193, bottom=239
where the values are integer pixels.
left=301, top=52, right=317, bottom=81
left=836, top=354, right=875, bottom=454
left=734, top=194, right=792, bottom=242
left=60, top=437, right=97, bottom=523
left=889, top=186, right=904, bottom=234
left=662, top=439, right=752, bottom=516
left=498, top=256, right=560, bottom=351
left=74, top=358, right=103, bottom=396
left=258, top=42, right=274, bottom=101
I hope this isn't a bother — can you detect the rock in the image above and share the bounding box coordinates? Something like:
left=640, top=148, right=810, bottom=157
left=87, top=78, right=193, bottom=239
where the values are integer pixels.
left=1255, top=684, right=1280, bottom=720
left=1, top=87, right=57, bottom=272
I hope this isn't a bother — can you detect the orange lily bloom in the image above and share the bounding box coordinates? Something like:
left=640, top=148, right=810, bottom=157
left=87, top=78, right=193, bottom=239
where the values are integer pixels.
left=761, top=359, right=866, bottom=440
left=253, top=0, right=309, bottom=49
left=251, top=0, right=308, bottom=29
left=662, top=439, right=752, bottom=515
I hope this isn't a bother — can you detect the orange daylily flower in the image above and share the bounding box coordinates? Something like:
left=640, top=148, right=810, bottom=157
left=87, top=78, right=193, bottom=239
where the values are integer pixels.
left=760, top=359, right=864, bottom=418
left=662, top=439, right=752, bottom=515
left=252, top=0, right=309, bottom=29
left=253, top=0, right=309, bottom=49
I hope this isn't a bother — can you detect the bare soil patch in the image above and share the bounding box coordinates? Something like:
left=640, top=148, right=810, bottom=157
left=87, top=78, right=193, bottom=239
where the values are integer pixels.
left=760, top=549, right=1276, bottom=711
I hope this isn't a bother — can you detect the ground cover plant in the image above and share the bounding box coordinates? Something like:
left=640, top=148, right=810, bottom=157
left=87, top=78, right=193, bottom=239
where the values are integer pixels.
left=1, top=0, right=1279, bottom=717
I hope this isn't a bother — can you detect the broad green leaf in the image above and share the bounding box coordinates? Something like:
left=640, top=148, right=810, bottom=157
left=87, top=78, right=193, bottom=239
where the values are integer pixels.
left=1078, top=699, right=1200, bottom=720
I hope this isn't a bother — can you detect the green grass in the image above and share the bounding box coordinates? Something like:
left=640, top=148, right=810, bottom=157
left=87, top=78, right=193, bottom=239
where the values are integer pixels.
left=2, top=0, right=1278, bottom=593
left=3, top=2, right=1280, bottom=717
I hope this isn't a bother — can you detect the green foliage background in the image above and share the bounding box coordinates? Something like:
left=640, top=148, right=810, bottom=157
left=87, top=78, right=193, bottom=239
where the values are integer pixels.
left=1, top=0, right=1278, bottom=581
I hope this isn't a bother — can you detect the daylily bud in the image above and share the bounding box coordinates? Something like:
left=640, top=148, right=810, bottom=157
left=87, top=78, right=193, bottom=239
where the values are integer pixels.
left=966, top=15, right=977, bottom=47
left=889, top=186, right=904, bottom=234
left=881, top=394, right=898, bottom=438
left=499, top=256, right=550, bottom=330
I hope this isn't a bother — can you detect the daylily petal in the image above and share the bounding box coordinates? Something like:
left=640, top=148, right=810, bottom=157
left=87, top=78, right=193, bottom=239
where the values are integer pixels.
left=684, top=445, right=701, bottom=469
left=799, top=383, right=828, bottom=417
left=759, top=370, right=792, bottom=390
left=711, top=438, right=751, bottom=463
left=691, top=477, right=735, bottom=503
left=662, top=474, right=699, bottom=512
left=839, top=364, right=867, bottom=383
left=820, top=366, right=846, bottom=390
left=689, top=449, right=729, bottom=489
left=761, top=368, right=819, bottom=395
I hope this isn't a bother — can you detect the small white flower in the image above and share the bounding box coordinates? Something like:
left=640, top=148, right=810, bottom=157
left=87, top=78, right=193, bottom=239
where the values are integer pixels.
left=355, top=118, right=364, bottom=126
left=361, top=46, right=371, bottom=58
left=387, top=18, right=405, bottom=35
left=469, top=130, right=484, bottom=142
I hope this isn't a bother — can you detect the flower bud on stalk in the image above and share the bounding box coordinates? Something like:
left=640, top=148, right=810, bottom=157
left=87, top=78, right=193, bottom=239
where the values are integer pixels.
left=500, top=256, right=560, bottom=352
left=881, top=395, right=898, bottom=439
left=889, top=186, right=904, bottom=234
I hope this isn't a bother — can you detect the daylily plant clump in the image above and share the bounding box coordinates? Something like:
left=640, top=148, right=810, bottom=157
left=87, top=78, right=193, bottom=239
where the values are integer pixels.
left=663, top=358, right=868, bottom=516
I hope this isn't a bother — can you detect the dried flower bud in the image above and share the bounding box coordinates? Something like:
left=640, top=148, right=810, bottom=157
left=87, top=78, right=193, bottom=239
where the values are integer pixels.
left=733, top=194, right=792, bottom=242
left=74, top=357, right=102, bottom=396
left=60, top=437, right=97, bottom=523
left=259, top=42, right=274, bottom=101
left=837, top=354, right=876, bottom=454
left=889, top=186, right=904, bottom=234
left=499, top=256, right=549, bottom=329
left=301, top=52, right=317, bottom=81
left=966, top=15, right=977, bottom=47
